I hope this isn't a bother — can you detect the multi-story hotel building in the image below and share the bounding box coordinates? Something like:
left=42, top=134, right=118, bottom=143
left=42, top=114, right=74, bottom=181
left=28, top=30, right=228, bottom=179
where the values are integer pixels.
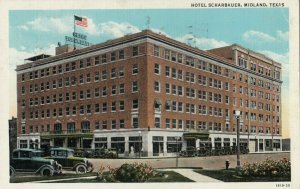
left=16, top=30, right=282, bottom=157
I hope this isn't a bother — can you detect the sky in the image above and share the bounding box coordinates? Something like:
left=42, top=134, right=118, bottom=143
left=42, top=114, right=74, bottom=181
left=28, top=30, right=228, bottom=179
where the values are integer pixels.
left=8, top=8, right=290, bottom=137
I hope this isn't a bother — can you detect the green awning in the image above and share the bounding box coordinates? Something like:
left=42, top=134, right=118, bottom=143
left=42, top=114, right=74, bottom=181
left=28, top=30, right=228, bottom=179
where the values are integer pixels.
left=41, top=133, right=93, bottom=139
left=183, top=132, right=209, bottom=139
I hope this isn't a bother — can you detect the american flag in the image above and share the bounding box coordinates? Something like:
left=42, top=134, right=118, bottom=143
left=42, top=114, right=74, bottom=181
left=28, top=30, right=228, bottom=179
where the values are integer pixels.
left=74, top=15, right=88, bottom=27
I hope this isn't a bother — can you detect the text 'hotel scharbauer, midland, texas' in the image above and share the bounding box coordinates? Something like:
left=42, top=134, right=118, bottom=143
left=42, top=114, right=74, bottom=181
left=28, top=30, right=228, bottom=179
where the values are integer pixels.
left=15, top=29, right=282, bottom=157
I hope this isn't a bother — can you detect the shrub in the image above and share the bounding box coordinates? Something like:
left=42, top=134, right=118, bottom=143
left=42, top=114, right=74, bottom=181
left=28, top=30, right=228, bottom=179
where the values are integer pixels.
left=241, top=157, right=290, bottom=177
left=97, top=163, right=154, bottom=182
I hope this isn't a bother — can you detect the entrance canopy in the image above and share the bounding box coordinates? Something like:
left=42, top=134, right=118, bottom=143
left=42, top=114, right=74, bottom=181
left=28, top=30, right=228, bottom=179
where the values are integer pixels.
left=183, top=132, right=209, bottom=140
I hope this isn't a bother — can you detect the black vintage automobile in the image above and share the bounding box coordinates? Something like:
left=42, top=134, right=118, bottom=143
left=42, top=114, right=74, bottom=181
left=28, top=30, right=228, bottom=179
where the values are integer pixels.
left=10, top=149, right=62, bottom=177
left=45, top=147, right=93, bottom=174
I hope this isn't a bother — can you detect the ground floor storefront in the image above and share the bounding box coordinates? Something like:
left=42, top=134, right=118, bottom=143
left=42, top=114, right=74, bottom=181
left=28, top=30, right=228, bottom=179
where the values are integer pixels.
left=17, top=129, right=282, bottom=157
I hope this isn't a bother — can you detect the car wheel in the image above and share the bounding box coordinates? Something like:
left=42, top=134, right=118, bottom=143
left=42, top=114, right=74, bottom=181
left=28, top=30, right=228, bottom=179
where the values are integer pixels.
left=10, top=166, right=15, bottom=177
left=40, top=167, right=54, bottom=176
left=76, top=165, right=87, bottom=174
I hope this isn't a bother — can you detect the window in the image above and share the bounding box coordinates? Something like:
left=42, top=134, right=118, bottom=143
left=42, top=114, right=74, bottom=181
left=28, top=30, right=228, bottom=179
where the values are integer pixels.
left=95, top=104, right=100, bottom=113
left=111, top=51, right=116, bottom=61
left=119, top=83, right=125, bottom=94
left=154, top=81, right=160, bottom=92
left=132, top=117, right=138, bottom=128
left=154, top=45, right=159, bottom=56
left=154, top=63, right=160, bottom=74
left=178, top=54, right=182, bottom=63
left=94, top=71, right=99, bottom=81
left=111, top=120, right=117, bottom=129
left=132, top=46, right=138, bottom=56
left=119, top=49, right=125, bottom=59
left=80, top=90, right=84, bottom=99
left=132, top=64, right=138, bottom=74
left=111, top=85, right=117, bottom=95
left=80, top=105, right=84, bottom=114
left=178, top=86, right=183, bottom=96
left=166, top=83, right=170, bottom=94
left=172, top=101, right=177, bottom=111
left=117, top=120, right=124, bottom=129
left=52, top=80, right=57, bottom=89
left=86, top=73, right=91, bottom=82
left=111, top=102, right=116, bottom=112
left=165, top=66, right=170, bottom=77
left=164, top=49, right=170, bottom=60
left=86, top=89, right=91, bottom=98
left=152, top=117, right=160, bottom=128
left=172, top=85, right=176, bottom=95
left=21, top=86, right=25, bottom=94
left=58, top=78, right=63, bottom=88
left=72, top=92, right=76, bottom=100
left=58, top=65, right=63, bottom=73
left=132, top=99, right=139, bottom=109
left=86, top=104, right=92, bottom=114
left=132, top=81, right=138, bottom=92
left=102, top=86, right=107, bottom=96
left=65, top=77, right=70, bottom=87
left=171, top=51, right=177, bottom=61
left=178, top=102, right=183, bottom=112
left=101, top=54, right=107, bottom=63
left=79, top=74, right=84, bottom=83
left=102, top=102, right=107, bottom=112
left=119, top=67, right=124, bottom=77
left=102, top=70, right=107, bottom=80
left=111, top=68, right=116, bottom=78
left=95, top=56, right=100, bottom=65
left=178, top=70, right=183, bottom=80
left=166, top=118, right=171, bottom=128
left=172, top=68, right=177, bottom=78
left=119, top=101, right=125, bottom=111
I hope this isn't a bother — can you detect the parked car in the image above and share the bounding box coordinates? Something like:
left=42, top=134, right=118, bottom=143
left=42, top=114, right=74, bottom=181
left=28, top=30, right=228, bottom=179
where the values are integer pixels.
left=10, top=149, right=62, bottom=177
left=46, top=147, right=93, bottom=174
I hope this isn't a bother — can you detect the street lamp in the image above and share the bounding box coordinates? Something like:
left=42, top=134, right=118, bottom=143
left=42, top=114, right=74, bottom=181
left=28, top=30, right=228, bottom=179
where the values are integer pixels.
left=138, top=131, right=142, bottom=158
left=235, top=110, right=241, bottom=174
left=175, top=137, right=180, bottom=168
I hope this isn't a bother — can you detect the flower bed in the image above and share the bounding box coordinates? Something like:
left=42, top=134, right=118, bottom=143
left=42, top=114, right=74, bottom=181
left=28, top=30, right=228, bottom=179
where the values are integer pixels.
left=241, top=157, right=290, bottom=177
left=96, top=163, right=154, bottom=182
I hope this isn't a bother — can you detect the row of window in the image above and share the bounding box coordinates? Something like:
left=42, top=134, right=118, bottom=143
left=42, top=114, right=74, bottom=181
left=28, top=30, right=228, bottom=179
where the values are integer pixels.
left=153, top=45, right=280, bottom=82
left=22, top=99, right=138, bottom=119
left=239, top=57, right=281, bottom=80
left=21, top=46, right=143, bottom=81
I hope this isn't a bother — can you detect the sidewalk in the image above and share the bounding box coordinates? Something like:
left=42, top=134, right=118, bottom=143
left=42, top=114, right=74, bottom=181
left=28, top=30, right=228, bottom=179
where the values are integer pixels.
left=160, top=169, right=222, bottom=182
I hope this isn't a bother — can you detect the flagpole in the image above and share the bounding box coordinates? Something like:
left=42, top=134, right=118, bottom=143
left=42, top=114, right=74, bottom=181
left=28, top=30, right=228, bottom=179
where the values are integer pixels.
left=74, top=15, right=76, bottom=50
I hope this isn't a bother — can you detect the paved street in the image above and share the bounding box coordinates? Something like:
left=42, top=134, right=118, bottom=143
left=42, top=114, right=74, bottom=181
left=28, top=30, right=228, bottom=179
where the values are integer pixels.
left=88, top=152, right=290, bottom=171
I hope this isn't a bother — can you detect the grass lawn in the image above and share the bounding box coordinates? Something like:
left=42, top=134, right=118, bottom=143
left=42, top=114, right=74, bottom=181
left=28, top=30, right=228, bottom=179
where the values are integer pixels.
left=56, top=171, right=194, bottom=183
left=194, top=169, right=291, bottom=182
left=147, top=171, right=194, bottom=182
left=10, top=172, right=98, bottom=183
left=13, top=170, right=194, bottom=183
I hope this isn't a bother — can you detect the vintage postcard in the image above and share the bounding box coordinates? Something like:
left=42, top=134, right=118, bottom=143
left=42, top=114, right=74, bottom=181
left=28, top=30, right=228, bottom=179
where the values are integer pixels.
left=0, top=0, right=299, bottom=189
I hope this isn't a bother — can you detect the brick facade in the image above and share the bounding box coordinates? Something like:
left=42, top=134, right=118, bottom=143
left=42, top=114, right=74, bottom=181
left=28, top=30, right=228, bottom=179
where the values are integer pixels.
left=16, top=30, right=282, bottom=156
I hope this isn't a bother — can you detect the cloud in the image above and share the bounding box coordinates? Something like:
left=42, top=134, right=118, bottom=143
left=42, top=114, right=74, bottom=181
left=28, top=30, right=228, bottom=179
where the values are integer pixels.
left=177, top=34, right=229, bottom=50
left=20, top=17, right=74, bottom=34
left=9, top=44, right=56, bottom=69
left=276, top=30, right=289, bottom=41
left=258, top=50, right=289, bottom=64
left=18, top=25, right=29, bottom=31
left=99, top=21, right=141, bottom=38
left=242, top=30, right=276, bottom=43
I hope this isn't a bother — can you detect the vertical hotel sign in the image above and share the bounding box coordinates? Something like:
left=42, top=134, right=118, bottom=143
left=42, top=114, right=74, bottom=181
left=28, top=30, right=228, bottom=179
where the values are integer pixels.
left=65, top=15, right=92, bottom=48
